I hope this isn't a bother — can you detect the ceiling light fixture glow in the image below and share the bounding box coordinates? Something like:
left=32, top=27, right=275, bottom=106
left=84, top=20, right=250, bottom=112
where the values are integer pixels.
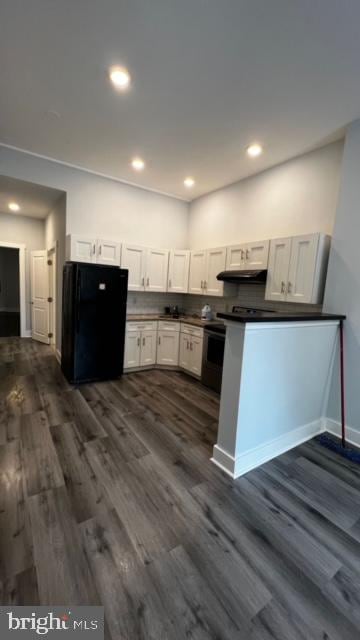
left=8, top=202, right=20, bottom=212
left=247, top=143, right=263, bottom=158
left=184, top=177, right=195, bottom=188
left=109, top=66, right=131, bottom=90
left=131, top=157, right=145, bottom=171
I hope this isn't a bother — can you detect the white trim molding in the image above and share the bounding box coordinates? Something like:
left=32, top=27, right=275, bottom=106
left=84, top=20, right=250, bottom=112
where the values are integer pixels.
left=55, top=349, right=61, bottom=364
left=325, top=418, right=360, bottom=449
left=0, top=240, right=27, bottom=338
left=212, top=419, right=324, bottom=479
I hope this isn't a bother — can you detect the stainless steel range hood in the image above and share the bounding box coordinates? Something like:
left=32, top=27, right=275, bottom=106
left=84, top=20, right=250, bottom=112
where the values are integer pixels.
left=216, top=269, right=267, bottom=284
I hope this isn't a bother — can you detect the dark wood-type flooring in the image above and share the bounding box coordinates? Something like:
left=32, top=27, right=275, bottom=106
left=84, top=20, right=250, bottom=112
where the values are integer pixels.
left=1, top=338, right=360, bottom=639
left=0, top=312, right=20, bottom=337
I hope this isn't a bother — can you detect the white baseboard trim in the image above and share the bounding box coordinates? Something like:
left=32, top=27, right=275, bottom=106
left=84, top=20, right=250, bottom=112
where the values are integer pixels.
left=23, top=329, right=32, bottom=338
left=212, top=419, right=324, bottom=479
left=325, top=418, right=360, bottom=448
left=55, top=349, right=61, bottom=364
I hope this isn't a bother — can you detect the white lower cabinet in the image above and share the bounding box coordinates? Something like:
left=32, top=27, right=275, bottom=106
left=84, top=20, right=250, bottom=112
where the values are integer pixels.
left=156, top=330, right=180, bottom=366
left=124, top=321, right=157, bottom=369
left=140, top=330, right=157, bottom=366
left=124, top=331, right=141, bottom=369
left=179, top=324, right=204, bottom=377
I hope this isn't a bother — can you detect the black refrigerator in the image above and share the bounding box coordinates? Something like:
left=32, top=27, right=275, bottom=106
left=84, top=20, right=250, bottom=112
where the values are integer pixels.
left=61, top=262, right=128, bottom=384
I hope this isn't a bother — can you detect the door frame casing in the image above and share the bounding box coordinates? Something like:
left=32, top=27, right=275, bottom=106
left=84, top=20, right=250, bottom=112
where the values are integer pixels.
left=47, top=244, right=57, bottom=349
left=0, top=240, right=26, bottom=337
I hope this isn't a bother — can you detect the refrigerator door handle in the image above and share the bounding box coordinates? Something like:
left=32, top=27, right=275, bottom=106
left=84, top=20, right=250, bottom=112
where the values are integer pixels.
left=75, top=270, right=81, bottom=332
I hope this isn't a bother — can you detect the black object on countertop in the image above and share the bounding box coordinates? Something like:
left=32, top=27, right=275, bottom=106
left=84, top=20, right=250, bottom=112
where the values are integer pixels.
left=61, top=262, right=128, bottom=384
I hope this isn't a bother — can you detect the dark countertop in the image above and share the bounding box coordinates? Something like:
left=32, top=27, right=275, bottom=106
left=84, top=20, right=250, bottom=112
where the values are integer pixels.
left=127, top=314, right=222, bottom=328
left=217, top=311, right=346, bottom=324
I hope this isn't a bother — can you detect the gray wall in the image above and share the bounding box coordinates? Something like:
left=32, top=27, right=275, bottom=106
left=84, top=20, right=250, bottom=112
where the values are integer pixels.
left=0, top=247, right=19, bottom=311
left=0, top=146, right=189, bottom=249
left=189, top=141, right=343, bottom=248
left=0, top=213, right=45, bottom=330
left=323, top=120, right=360, bottom=432
left=45, top=193, right=66, bottom=352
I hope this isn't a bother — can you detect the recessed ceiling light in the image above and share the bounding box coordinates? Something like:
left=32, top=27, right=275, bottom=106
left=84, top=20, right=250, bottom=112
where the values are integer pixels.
left=247, top=143, right=263, bottom=158
left=8, top=202, right=20, bottom=212
left=109, top=65, right=131, bottom=90
left=131, top=157, right=145, bottom=171
left=184, top=177, right=195, bottom=188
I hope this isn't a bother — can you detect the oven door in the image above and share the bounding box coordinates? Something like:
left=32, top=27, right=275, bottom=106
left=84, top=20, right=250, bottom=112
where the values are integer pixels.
left=201, top=329, right=225, bottom=393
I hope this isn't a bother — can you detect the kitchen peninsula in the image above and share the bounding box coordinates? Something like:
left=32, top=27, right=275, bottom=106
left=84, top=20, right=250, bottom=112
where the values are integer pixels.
left=212, top=310, right=346, bottom=478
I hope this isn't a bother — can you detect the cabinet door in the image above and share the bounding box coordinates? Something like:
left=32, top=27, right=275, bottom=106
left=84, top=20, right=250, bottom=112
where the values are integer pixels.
left=226, top=245, right=245, bottom=270
left=121, top=244, right=146, bottom=291
left=145, top=249, right=169, bottom=292
left=140, top=330, right=157, bottom=366
left=189, top=250, right=207, bottom=295
left=68, top=235, right=96, bottom=263
left=168, top=250, right=190, bottom=293
left=286, top=234, right=319, bottom=304
left=244, top=240, right=269, bottom=270
left=156, top=330, right=180, bottom=366
left=265, top=238, right=291, bottom=302
left=124, top=331, right=141, bottom=369
left=190, top=337, right=203, bottom=376
left=97, top=239, right=121, bottom=266
left=205, top=247, right=226, bottom=297
left=179, top=333, right=192, bottom=371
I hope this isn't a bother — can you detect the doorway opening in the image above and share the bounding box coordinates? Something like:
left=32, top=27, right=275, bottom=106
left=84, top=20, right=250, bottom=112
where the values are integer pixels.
left=0, top=245, right=20, bottom=337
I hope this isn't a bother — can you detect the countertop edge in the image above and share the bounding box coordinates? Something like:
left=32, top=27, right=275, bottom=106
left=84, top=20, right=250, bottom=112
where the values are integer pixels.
left=217, top=312, right=346, bottom=323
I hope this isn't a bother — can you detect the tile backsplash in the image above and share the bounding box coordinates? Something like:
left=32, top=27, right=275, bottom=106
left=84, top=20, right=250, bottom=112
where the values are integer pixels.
left=127, top=285, right=322, bottom=318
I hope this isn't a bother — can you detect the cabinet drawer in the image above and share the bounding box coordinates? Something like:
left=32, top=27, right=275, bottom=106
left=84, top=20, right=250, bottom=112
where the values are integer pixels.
left=158, top=320, right=180, bottom=332
left=181, top=323, right=204, bottom=338
left=126, top=321, right=157, bottom=332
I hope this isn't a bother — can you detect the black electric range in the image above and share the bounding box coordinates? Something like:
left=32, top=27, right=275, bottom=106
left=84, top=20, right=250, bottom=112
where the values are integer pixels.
left=202, top=306, right=276, bottom=392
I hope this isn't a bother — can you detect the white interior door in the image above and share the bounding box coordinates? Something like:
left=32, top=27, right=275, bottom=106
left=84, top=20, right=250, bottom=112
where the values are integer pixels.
left=121, top=244, right=146, bottom=291
left=189, top=250, right=206, bottom=294
left=205, top=247, right=226, bottom=296
left=31, top=250, right=50, bottom=344
left=265, top=238, right=291, bottom=302
left=145, top=249, right=169, bottom=292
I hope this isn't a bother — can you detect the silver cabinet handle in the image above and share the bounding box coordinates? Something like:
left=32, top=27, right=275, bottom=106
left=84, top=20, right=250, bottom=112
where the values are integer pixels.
left=281, top=281, right=286, bottom=293
left=147, top=277, right=150, bottom=286
left=287, top=281, right=292, bottom=294
left=141, top=276, right=145, bottom=286
left=200, top=280, right=203, bottom=289
left=204, top=280, right=207, bottom=290
left=158, top=336, right=161, bottom=345
left=137, top=337, right=140, bottom=346
left=186, top=340, right=189, bottom=350
left=169, top=279, right=172, bottom=288
left=142, top=337, right=145, bottom=346
left=93, top=243, right=96, bottom=255
left=246, top=249, right=250, bottom=260
left=241, top=250, right=245, bottom=260
left=99, top=244, right=102, bottom=255
left=190, top=341, right=193, bottom=351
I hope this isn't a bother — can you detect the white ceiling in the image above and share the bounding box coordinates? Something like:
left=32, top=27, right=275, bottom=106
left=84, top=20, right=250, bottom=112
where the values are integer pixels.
left=0, top=176, right=64, bottom=219
left=0, top=0, right=359, bottom=200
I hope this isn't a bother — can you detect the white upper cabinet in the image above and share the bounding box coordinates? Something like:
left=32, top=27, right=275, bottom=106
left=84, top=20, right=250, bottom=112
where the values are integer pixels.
left=265, top=233, right=330, bottom=304
left=265, top=237, right=292, bottom=302
left=168, top=250, right=190, bottom=293
left=66, top=235, right=97, bottom=263
left=226, top=240, right=269, bottom=271
left=96, top=239, right=121, bottom=266
left=121, top=244, right=147, bottom=291
left=189, top=250, right=207, bottom=294
left=189, top=248, right=226, bottom=297
left=205, top=247, right=226, bottom=297
left=145, top=248, right=169, bottom=292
